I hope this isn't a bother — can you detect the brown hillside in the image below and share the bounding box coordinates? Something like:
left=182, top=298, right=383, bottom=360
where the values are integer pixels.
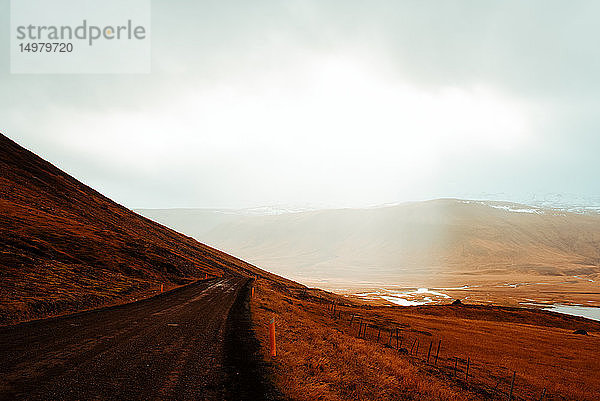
left=252, top=279, right=600, bottom=401
left=0, top=133, right=294, bottom=324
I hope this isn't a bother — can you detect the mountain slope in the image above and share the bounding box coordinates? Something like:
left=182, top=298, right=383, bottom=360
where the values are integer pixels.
left=0, top=133, right=289, bottom=324
left=139, top=200, right=600, bottom=289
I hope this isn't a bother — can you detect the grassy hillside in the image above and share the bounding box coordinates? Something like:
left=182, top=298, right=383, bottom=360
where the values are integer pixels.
left=0, top=133, right=291, bottom=324
left=252, top=279, right=600, bottom=400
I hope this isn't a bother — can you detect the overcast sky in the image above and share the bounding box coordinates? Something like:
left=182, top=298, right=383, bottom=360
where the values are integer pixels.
left=1, top=1, right=599, bottom=209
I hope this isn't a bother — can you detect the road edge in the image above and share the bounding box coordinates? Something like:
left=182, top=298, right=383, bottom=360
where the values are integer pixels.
left=224, top=278, right=285, bottom=401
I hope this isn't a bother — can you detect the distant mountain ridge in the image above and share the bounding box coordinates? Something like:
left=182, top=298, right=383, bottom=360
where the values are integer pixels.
left=138, top=199, right=600, bottom=287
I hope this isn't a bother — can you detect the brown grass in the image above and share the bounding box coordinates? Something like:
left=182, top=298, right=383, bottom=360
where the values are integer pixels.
left=0, top=133, right=290, bottom=324
left=252, top=281, right=485, bottom=401
left=4, top=133, right=599, bottom=400
left=251, top=280, right=600, bottom=401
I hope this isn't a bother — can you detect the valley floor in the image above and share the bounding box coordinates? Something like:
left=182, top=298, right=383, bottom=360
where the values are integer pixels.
left=305, top=272, right=600, bottom=310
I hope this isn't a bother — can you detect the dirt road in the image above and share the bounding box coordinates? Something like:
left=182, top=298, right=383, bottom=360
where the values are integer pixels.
left=0, top=277, right=277, bottom=400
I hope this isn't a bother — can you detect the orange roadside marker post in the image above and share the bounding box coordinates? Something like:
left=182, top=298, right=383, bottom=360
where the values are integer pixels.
left=251, top=286, right=254, bottom=297
left=205, top=273, right=208, bottom=279
left=269, top=317, right=277, bottom=357
left=160, top=284, right=163, bottom=292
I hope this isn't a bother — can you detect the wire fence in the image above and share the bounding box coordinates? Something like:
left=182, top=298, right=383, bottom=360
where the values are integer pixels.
left=322, top=300, right=555, bottom=401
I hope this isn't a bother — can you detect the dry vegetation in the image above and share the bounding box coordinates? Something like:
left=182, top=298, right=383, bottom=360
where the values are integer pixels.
left=251, top=279, right=600, bottom=401
left=252, top=281, right=483, bottom=401
left=0, top=133, right=285, bottom=324
left=3, top=133, right=599, bottom=400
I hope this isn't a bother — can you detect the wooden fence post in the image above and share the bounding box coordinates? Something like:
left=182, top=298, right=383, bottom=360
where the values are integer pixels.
left=540, top=388, right=546, bottom=401
left=509, top=371, right=516, bottom=401
left=427, top=341, right=432, bottom=363
left=395, top=328, right=399, bottom=349
left=435, top=340, right=441, bottom=365
left=465, top=357, right=470, bottom=381
left=377, top=328, right=381, bottom=343
left=350, top=315, right=354, bottom=325
left=410, top=338, right=416, bottom=354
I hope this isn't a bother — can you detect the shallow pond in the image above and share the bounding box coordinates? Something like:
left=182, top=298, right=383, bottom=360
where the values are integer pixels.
left=547, top=304, right=600, bottom=322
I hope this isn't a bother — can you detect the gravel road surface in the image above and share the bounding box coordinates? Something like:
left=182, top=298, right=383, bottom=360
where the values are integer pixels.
left=0, top=277, right=276, bottom=400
